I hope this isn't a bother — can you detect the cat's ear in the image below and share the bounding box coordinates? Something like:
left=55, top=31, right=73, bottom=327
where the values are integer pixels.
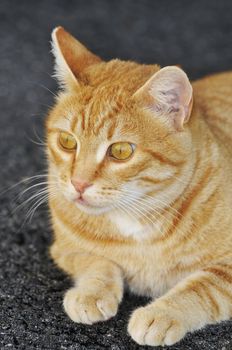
left=51, top=26, right=101, bottom=89
left=133, top=66, right=193, bottom=131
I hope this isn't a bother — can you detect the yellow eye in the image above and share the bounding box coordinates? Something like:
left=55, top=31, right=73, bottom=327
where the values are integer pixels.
left=59, top=132, right=77, bottom=151
left=109, top=142, right=134, bottom=160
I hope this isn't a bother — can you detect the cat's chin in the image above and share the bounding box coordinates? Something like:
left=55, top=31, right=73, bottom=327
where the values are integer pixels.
left=74, top=201, right=112, bottom=216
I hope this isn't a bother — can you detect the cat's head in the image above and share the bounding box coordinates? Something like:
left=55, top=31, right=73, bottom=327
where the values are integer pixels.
left=47, top=27, right=194, bottom=216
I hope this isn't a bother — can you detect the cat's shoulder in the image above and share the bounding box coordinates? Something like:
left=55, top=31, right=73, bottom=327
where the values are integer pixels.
left=193, top=70, right=232, bottom=96
left=192, top=70, right=232, bottom=151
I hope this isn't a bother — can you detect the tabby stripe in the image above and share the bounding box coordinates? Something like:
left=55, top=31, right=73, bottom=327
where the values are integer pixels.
left=217, top=263, right=232, bottom=272
left=139, top=176, right=174, bottom=185
left=120, top=159, right=151, bottom=179
left=52, top=201, right=132, bottom=245
left=145, top=149, right=185, bottom=167
left=48, top=145, right=63, bottom=164
left=197, top=281, right=220, bottom=319
left=94, top=102, right=123, bottom=135
left=183, top=280, right=220, bottom=320
left=204, top=267, right=232, bottom=284
left=158, top=166, right=213, bottom=243
left=47, top=127, right=63, bottom=133
left=86, top=100, right=95, bottom=130
left=107, top=119, right=117, bottom=140
left=184, top=284, right=209, bottom=315
left=151, top=155, right=200, bottom=244
left=203, top=277, right=232, bottom=305
left=81, top=110, right=85, bottom=130
left=92, top=159, right=106, bottom=180
left=94, top=113, right=111, bottom=134
left=173, top=166, right=213, bottom=221
left=69, top=108, right=87, bottom=132
left=171, top=187, right=218, bottom=249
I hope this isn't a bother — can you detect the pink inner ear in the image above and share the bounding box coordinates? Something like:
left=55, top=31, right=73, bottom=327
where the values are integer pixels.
left=148, top=67, right=193, bottom=129
left=160, top=89, right=179, bottom=103
left=160, top=89, right=181, bottom=111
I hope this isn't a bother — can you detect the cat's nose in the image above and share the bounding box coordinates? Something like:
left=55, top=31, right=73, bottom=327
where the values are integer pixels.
left=71, top=178, right=92, bottom=194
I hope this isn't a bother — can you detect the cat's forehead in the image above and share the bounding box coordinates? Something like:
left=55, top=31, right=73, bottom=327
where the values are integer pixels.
left=53, top=85, right=136, bottom=138
left=50, top=60, right=161, bottom=135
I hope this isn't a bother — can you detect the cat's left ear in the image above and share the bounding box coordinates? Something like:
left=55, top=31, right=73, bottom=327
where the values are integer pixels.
left=51, top=26, right=102, bottom=89
left=133, top=66, right=193, bottom=131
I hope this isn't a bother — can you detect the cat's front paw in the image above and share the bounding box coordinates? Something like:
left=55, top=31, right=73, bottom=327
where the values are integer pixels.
left=128, top=304, right=186, bottom=346
left=63, top=287, right=119, bottom=324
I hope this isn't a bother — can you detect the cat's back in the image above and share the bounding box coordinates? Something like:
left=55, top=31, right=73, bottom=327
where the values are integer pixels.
left=193, top=71, right=232, bottom=150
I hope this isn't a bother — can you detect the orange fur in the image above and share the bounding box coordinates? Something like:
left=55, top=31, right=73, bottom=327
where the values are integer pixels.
left=46, top=27, right=232, bottom=346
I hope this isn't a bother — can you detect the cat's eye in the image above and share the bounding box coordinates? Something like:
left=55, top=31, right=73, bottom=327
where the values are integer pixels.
left=59, top=131, right=77, bottom=151
left=109, top=142, right=135, bottom=160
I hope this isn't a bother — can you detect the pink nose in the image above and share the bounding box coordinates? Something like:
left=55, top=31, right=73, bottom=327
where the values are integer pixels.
left=71, top=178, right=92, bottom=194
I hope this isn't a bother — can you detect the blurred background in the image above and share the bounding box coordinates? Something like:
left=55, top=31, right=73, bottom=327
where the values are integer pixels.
left=0, top=0, right=232, bottom=349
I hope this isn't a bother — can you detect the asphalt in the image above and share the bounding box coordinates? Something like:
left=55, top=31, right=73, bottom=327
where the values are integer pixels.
left=0, top=0, right=232, bottom=349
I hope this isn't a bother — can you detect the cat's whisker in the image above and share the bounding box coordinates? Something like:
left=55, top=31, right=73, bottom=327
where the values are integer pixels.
left=24, top=194, right=49, bottom=222
left=22, top=192, right=57, bottom=228
left=122, top=188, right=184, bottom=219
left=123, top=190, right=179, bottom=220
left=118, top=191, right=188, bottom=237
left=141, top=193, right=195, bottom=226
left=16, top=181, right=59, bottom=200
left=26, top=192, right=56, bottom=222
left=118, top=189, right=198, bottom=243
left=121, top=191, right=169, bottom=221
left=104, top=174, right=178, bottom=220
left=36, top=82, right=58, bottom=98
left=119, top=197, right=165, bottom=237
left=113, top=201, right=139, bottom=224
left=120, top=196, right=166, bottom=234
left=134, top=173, right=190, bottom=187
left=117, top=186, right=187, bottom=225
left=107, top=176, right=187, bottom=220
left=27, top=136, right=47, bottom=147
left=0, top=173, right=63, bottom=193
left=103, top=176, right=188, bottom=230
left=0, top=174, right=51, bottom=196
left=32, top=124, right=47, bottom=146
left=119, top=189, right=200, bottom=243
left=22, top=186, right=57, bottom=217
left=12, top=187, right=55, bottom=214
left=118, top=197, right=158, bottom=229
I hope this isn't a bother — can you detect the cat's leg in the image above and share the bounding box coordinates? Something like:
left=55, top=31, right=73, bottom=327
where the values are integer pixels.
left=128, top=264, right=232, bottom=346
left=51, top=245, right=123, bottom=324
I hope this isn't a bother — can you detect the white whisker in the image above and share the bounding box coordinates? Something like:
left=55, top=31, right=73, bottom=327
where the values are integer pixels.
left=12, top=187, right=55, bottom=214
left=119, top=191, right=186, bottom=236
left=118, top=197, right=157, bottom=228
left=16, top=181, right=59, bottom=200
left=113, top=201, right=138, bottom=224
left=0, top=173, right=61, bottom=196
left=21, top=192, right=56, bottom=228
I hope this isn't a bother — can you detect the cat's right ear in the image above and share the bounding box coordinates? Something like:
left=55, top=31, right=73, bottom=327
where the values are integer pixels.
left=51, top=27, right=101, bottom=90
left=133, top=66, right=193, bottom=131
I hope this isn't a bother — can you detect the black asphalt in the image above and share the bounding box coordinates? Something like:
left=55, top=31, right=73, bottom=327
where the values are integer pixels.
left=0, top=0, right=232, bottom=349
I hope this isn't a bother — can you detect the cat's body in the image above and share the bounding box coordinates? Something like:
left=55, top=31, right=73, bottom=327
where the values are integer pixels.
left=47, top=27, right=232, bottom=346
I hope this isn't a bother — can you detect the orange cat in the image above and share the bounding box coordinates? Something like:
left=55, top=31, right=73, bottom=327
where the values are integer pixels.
left=47, top=27, right=232, bottom=346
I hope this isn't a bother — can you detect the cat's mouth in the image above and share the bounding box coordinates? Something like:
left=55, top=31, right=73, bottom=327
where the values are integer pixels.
left=72, top=195, right=110, bottom=215
left=75, top=197, right=91, bottom=206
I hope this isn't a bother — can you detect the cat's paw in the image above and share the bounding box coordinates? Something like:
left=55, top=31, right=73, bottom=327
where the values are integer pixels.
left=63, top=287, right=119, bottom=324
left=128, top=304, right=186, bottom=346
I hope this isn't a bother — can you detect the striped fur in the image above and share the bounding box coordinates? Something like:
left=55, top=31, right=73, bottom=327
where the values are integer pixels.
left=47, top=28, right=232, bottom=346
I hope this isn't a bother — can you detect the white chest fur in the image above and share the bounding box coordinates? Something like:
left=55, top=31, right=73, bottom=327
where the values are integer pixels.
left=108, top=210, right=156, bottom=240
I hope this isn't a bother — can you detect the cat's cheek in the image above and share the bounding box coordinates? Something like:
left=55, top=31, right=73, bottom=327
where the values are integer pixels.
left=64, top=192, right=78, bottom=203
left=82, top=186, right=110, bottom=207
left=58, top=180, right=78, bottom=203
